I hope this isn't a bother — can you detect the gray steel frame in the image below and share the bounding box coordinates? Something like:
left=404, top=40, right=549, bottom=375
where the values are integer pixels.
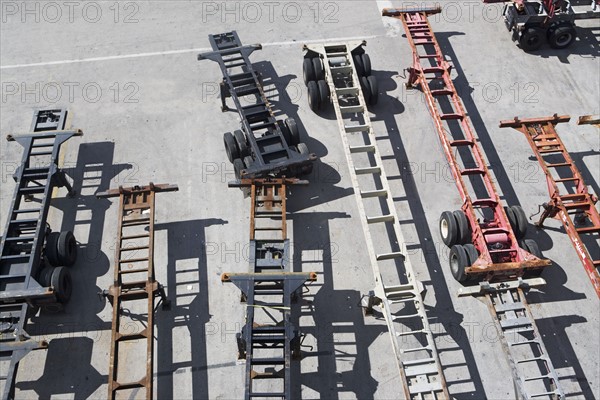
left=0, top=109, right=82, bottom=400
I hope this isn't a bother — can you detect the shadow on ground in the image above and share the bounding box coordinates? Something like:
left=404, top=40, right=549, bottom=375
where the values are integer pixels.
left=154, top=218, right=227, bottom=400
left=291, top=211, right=384, bottom=399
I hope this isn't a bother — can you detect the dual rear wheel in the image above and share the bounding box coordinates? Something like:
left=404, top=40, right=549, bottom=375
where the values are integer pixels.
left=304, top=57, right=330, bottom=112
left=354, top=53, right=378, bottom=106
left=303, top=49, right=378, bottom=112
left=519, top=22, right=576, bottom=51
left=41, top=230, right=77, bottom=304
left=440, top=206, right=543, bottom=282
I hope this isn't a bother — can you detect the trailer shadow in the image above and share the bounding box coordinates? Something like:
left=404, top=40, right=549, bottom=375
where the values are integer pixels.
left=41, top=141, right=133, bottom=319
left=253, top=60, right=329, bottom=156
left=15, top=337, right=106, bottom=399
left=154, top=218, right=227, bottom=400
left=370, top=69, right=488, bottom=399
left=29, top=142, right=131, bottom=335
left=253, top=60, right=355, bottom=211
left=290, top=211, right=383, bottom=400
left=534, top=315, right=596, bottom=399
left=21, top=141, right=130, bottom=397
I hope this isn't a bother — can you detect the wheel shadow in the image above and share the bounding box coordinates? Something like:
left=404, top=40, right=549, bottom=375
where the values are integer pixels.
left=154, top=218, right=227, bottom=400
left=531, top=25, right=600, bottom=63
left=290, top=211, right=383, bottom=400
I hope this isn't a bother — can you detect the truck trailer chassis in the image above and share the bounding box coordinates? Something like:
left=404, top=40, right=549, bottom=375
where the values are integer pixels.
left=198, top=31, right=316, bottom=180
left=383, top=7, right=566, bottom=399
left=97, top=183, right=178, bottom=400
left=500, top=114, right=600, bottom=297
left=221, top=178, right=316, bottom=399
left=0, top=109, right=82, bottom=400
left=302, top=40, right=449, bottom=399
left=486, top=0, right=600, bottom=51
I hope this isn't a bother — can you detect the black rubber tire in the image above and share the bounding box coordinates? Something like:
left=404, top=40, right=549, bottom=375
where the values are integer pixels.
left=519, top=26, right=545, bottom=51
left=278, top=120, right=292, bottom=144
left=453, top=210, right=470, bottom=245
left=312, top=58, right=324, bottom=81
left=504, top=206, right=517, bottom=235
left=464, top=243, right=479, bottom=266
left=57, top=231, right=77, bottom=267
left=300, top=163, right=313, bottom=176
left=223, top=132, right=239, bottom=163
left=303, top=58, right=316, bottom=85
left=39, top=266, right=55, bottom=287
left=511, top=205, right=528, bottom=239
left=317, top=80, right=330, bottom=110
left=548, top=24, right=576, bottom=49
left=353, top=54, right=365, bottom=76
left=307, top=81, right=320, bottom=112
left=361, top=54, right=372, bottom=76
left=233, top=158, right=245, bottom=180
left=285, top=118, right=300, bottom=146
left=360, top=76, right=371, bottom=104
left=44, top=232, right=60, bottom=267
left=440, top=211, right=459, bottom=247
left=243, top=156, right=254, bottom=169
left=449, top=244, right=469, bottom=283
left=297, top=142, right=309, bottom=155
left=234, top=130, right=249, bottom=158
left=366, top=75, right=378, bottom=106
left=51, top=266, right=72, bottom=303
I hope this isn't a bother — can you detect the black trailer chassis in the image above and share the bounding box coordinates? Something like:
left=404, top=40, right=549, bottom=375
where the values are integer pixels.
left=198, top=31, right=316, bottom=180
left=0, top=109, right=82, bottom=400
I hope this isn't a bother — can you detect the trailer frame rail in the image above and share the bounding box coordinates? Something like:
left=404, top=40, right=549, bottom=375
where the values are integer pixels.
left=383, top=7, right=550, bottom=282
left=97, top=182, right=179, bottom=400
left=500, top=114, right=600, bottom=297
left=302, top=40, right=449, bottom=399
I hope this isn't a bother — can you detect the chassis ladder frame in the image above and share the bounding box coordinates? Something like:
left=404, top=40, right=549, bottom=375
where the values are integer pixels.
left=198, top=31, right=315, bottom=179
left=384, top=8, right=565, bottom=399
left=462, top=278, right=565, bottom=399
left=500, top=114, right=600, bottom=297
left=383, top=7, right=549, bottom=280
left=221, top=178, right=316, bottom=400
left=303, top=41, right=449, bottom=399
left=97, top=183, right=178, bottom=400
left=0, top=109, right=82, bottom=400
